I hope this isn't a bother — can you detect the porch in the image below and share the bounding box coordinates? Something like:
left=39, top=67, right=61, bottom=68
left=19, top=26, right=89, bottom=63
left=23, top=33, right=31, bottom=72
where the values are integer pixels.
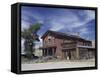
left=40, top=46, right=56, bottom=57
left=62, top=47, right=95, bottom=60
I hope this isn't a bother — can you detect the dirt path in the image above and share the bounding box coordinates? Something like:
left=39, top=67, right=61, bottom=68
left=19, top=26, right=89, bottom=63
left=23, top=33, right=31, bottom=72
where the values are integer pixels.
left=21, top=61, right=95, bottom=71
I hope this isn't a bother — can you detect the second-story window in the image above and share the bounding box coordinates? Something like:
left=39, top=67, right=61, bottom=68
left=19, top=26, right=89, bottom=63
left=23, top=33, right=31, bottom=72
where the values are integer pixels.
left=48, top=36, right=52, bottom=43
left=48, top=38, right=51, bottom=42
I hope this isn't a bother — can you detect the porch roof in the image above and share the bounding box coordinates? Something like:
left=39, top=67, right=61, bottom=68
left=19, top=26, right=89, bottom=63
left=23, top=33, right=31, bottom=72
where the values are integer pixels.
left=39, top=46, right=56, bottom=49
left=77, top=45, right=95, bottom=49
left=62, top=45, right=95, bottom=50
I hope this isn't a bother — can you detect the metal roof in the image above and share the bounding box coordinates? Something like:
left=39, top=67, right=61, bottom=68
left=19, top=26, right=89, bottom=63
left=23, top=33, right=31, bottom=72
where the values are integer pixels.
left=41, top=30, right=91, bottom=42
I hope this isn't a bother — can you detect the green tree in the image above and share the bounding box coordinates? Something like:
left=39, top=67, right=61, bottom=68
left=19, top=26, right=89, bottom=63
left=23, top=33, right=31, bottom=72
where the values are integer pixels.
left=22, top=23, right=42, bottom=59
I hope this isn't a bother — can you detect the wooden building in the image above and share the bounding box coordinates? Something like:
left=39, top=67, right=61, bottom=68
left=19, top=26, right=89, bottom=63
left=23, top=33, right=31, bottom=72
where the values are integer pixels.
left=40, top=30, right=95, bottom=60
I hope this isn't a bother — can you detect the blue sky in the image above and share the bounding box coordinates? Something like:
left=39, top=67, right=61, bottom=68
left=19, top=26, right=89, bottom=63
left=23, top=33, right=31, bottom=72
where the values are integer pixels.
left=21, top=6, right=95, bottom=41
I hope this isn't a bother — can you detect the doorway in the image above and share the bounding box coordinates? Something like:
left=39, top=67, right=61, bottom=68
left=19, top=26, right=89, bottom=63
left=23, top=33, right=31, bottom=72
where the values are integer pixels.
left=64, top=50, right=71, bottom=60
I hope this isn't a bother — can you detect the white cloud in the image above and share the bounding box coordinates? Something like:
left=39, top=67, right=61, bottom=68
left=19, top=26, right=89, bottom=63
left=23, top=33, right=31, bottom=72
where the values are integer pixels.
left=49, top=11, right=78, bottom=31
left=21, top=7, right=95, bottom=41
left=22, top=10, right=41, bottom=21
left=85, top=10, right=95, bottom=21
left=79, top=27, right=88, bottom=34
left=21, top=20, right=30, bottom=31
left=21, top=10, right=44, bottom=30
left=49, top=10, right=95, bottom=32
left=22, top=7, right=95, bottom=34
left=50, top=21, right=65, bottom=31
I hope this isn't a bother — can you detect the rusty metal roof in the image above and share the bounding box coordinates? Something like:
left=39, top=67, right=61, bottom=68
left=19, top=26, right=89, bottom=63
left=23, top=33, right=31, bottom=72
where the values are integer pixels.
left=41, top=30, right=91, bottom=42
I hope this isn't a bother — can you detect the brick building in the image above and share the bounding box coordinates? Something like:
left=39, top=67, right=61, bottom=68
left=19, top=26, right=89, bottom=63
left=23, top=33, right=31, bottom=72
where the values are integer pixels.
left=40, top=30, right=95, bottom=60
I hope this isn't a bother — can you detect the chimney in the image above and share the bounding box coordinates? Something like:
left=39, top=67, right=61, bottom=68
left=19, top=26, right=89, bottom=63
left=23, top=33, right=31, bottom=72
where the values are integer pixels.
left=77, top=32, right=80, bottom=36
left=92, top=40, right=95, bottom=48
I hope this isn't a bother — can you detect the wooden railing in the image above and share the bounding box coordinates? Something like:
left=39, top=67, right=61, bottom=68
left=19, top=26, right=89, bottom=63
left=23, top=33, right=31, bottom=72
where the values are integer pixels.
left=61, top=42, right=77, bottom=49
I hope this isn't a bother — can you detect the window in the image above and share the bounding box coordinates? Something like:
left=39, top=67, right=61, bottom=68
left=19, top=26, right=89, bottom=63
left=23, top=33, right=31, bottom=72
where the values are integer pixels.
left=48, top=36, right=52, bottom=40
left=48, top=38, right=51, bottom=42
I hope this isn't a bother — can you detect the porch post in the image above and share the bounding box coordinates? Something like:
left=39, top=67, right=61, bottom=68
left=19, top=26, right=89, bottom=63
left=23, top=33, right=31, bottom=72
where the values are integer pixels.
left=76, top=47, right=79, bottom=59
left=43, top=49, right=45, bottom=56
left=52, top=48, right=55, bottom=57
left=42, top=49, right=44, bottom=56
left=46, top=48, right=48, bottom=56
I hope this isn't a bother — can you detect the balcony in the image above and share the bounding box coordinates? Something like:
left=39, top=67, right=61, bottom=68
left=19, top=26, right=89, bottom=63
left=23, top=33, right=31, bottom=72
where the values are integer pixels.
left=62, top=41, right=93, bottom=50
left=43, top=42, right=56, bottom=48
left=61, top=42, right=77, bottom=49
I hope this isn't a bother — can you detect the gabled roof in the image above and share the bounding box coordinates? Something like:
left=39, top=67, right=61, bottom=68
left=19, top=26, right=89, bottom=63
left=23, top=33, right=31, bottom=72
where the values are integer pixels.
left=41, top=30, right=91, bottom=42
